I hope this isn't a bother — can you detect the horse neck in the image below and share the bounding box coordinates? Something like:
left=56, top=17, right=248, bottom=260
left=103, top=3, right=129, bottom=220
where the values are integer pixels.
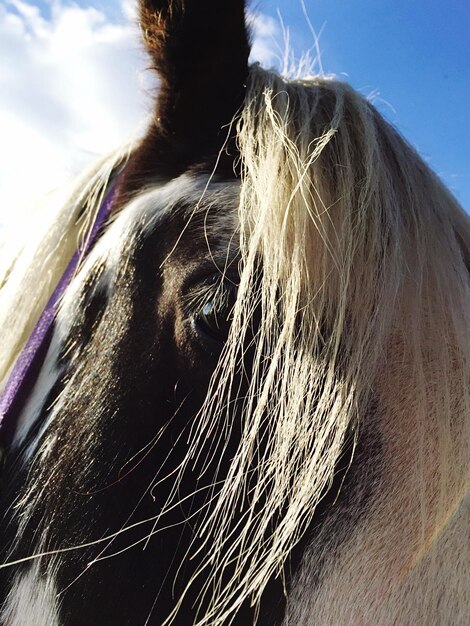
left=285, top=330, right=470, bottom=625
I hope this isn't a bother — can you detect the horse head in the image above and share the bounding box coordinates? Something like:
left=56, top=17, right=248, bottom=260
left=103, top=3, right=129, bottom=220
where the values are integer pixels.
left=0, top=1, right=469, bottom=625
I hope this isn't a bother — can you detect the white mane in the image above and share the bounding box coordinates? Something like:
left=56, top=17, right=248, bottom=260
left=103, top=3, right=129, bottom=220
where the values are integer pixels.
left=1, top=64, right=469, bottom=625
left=170, top=65, right=470, bottom=624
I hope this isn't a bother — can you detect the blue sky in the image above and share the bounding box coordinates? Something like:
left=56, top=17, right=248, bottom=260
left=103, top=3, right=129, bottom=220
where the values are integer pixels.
left=0, top=0, right=468, bottom=224
left=260, top=0, right=470, bottom=210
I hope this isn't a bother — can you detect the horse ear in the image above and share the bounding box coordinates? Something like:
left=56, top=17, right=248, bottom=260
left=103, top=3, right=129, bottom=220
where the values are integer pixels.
left=139, top=0, right=251, bottom=166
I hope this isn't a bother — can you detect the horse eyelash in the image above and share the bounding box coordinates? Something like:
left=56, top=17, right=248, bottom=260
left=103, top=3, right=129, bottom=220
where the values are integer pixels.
left=182, top=279, right=236, bottom=317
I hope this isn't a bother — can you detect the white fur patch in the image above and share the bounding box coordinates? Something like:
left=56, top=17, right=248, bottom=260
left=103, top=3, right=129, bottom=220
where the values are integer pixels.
left=13, top=332, right=62, bottom=452
left=1, top=563, right=60, bottom=626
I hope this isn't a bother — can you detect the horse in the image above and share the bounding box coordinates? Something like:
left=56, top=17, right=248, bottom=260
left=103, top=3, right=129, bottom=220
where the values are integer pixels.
left=0, top=1, right=469, bottom=624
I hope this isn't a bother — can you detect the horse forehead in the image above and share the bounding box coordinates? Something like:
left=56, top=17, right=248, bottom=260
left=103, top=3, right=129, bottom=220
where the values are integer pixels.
left=119, top=173, right=240, bottom=237
left=83, top=173, right=240, bottom=272
left=52, top=173, right=239, bottom=341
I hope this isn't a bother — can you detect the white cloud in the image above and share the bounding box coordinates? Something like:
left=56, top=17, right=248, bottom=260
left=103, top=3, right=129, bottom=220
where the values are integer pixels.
left=0, top=1, right=279, bottom=232
left=248, top=11, right=281, bottom=68
left=0, top=0, right=151, bottom=227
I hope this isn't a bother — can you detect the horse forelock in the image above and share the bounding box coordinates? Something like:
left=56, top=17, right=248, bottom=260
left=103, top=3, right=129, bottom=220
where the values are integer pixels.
left=230, top=66, right=470, bottom=625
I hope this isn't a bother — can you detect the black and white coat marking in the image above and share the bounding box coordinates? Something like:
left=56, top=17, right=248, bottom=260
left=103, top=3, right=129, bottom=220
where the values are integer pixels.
left=1, top=1, right=469, bottom=625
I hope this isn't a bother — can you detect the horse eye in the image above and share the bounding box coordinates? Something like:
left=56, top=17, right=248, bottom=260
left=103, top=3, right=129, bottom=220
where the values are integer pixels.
left=193, top=282, right=237, bottom=343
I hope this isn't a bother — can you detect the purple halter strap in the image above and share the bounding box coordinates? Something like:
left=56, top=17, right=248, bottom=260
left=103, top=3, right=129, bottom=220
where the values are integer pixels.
left=0, top=177, right=119, bottom=445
